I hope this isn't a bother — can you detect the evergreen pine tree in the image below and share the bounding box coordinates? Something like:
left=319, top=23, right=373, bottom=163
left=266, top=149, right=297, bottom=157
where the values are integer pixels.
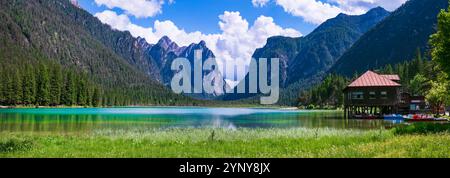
left=4, top=70, right=14, bottom=105
left=22, top=64, right=36, bottom=105
left=385, top=64, right=394, bottom=74
left=36, top=63, right=50, bottom=106
left=12, top=69, right=23, bottom=105
left=49, top=64, right=63, bottom=106
left=92, top=87, right=100, bottom=107
left=0, top=67, right=5, bottom=105
left=415, top=48, right=425, bottom=75
left=76, top=75, right=87, bottom=106
left=62, top=71, right=76, bottom=106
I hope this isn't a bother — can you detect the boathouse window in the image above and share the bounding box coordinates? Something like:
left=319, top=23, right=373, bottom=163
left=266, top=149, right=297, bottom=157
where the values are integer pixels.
left=351, top=92, right=364, bottom=100
left=369, top=92, right=376, bottom=99
left=381, top=91, right=388, bottom=99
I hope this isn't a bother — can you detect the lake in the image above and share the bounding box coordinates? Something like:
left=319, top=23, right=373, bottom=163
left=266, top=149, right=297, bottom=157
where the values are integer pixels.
left=0, top=107, right=400, bottom=133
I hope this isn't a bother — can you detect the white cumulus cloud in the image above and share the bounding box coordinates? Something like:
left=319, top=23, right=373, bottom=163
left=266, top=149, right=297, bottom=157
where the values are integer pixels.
left=252, top=0, right=270, bottom=7
left=95, top=10, right=301, bottom=82
left=95, top=10, right=157, bottom=40
left=257, top=0, right=407, bottom=24
left=94, top=0, right=173, bottom=18
left=330, top=0, right=407, bottom=12
left=275, top=0, right=349, bottom=24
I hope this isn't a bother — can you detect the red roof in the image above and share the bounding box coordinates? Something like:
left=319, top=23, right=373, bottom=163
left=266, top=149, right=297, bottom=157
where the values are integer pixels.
left=347, top=71, right=401, bottom=88
left=381, top=75, right=400, bottom=81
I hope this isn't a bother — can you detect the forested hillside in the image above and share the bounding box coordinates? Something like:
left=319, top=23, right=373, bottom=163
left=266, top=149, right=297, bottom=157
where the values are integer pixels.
left=0, top=0, right=197, bottom=106
left=227, top=7, right=389, bottom=105
left=300, top=54, right=435, bottom=108
left=331, top=0, right=449, bottom=77
left=252, top=7, right=389, bottom=87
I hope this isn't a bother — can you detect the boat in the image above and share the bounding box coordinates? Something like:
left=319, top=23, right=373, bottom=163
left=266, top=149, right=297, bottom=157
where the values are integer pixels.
left=404, top=114, right=450, bottom=122
left=384, top=114, right=404, bottom=120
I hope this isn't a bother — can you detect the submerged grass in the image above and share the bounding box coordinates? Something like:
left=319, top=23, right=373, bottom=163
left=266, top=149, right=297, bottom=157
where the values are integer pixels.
left=1, top=127, right=449, bottom=158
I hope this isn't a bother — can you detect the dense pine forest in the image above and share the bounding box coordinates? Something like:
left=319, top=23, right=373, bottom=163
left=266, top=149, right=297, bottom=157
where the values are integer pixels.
left=0, top=60, right=98, bottom=107
left=0, top=0, right=207, bottom=107
left=0, top=45, right=198, bottom=107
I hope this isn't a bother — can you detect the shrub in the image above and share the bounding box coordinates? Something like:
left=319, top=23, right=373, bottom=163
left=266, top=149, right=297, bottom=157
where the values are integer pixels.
left=392, top=123, right=450, bottom=135
left=0, top=139, right=34, bottom=153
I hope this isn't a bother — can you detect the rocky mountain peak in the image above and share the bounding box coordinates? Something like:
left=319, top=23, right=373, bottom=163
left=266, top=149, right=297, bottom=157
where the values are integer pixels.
left=156, top=36, right=179, bottom=52
left=198, top=40, right=207, bottom=47
left=135, top=37, right=152, bottom=49
left=70, top=0, right=80, bottom=8
left=367, top=6, right=389, bottom=14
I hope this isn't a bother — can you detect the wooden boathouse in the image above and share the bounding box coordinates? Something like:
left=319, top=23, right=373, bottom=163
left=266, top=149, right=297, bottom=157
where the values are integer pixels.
left=343, top=71, right=402, bottom=119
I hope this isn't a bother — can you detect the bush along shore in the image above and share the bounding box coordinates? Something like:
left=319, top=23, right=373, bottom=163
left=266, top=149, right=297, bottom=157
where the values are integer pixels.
left=1, top=123, right=450, bottom=158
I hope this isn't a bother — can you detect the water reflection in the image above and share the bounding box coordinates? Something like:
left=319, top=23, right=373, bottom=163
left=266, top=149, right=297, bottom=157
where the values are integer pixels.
left=0, top=108, right=399, bottom=133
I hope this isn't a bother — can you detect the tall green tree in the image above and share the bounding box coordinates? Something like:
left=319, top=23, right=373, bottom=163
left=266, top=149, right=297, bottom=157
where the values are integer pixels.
left=384, top=64, right=394, bottom=74
left=430, top=3, right=450, bottom=79
left=35, top=63, right=50, bottom=105
left=4, top=70, right=14, bottom=105
left=298, top=74, right=349, bottom=108
left=415, top=49, right=425, bottom=75
left=92, top=87, right=101, bottom=107
left=76, top=75, right=87, bottom=106
left=22, top=64, right=36, bottom=105
left=49, top=64, right=63, bottom=106
left=426, top=73, right=450, bottom=115
left=0, top=67, right=3, bottom=105
left=410, top=74, right=429, bottom=96
left=61, top=71, right=76, bottom=106
left=12, top=69, right=23, bottom=105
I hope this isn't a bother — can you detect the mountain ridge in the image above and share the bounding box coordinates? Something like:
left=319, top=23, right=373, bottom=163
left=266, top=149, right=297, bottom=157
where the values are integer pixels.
left=0, top=0, right=198, bottom=105
left=330, top=0, right=449, bottom=77
left=252, top=7, right=390, bottom=87
left=222, top=7, right=390, bottom=103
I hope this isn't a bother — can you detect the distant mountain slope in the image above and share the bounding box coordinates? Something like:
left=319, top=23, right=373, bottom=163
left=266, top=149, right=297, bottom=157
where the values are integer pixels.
left=223, top=7, right=390, bottom=104
left=252, top=7, right=390, bottom=87
left=153, top=37, right=216, bottom=87
left=63, top=3, right=216, bottom=85
left=0, top=0, right=150, bottom=87
left=0, top=0, right=193, bottom=105
left=162, top=40, right=221, bottom=99
left=331, top=0, right=449, bottom=77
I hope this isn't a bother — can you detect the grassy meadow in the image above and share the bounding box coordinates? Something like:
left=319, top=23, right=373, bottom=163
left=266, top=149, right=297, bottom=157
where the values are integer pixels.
left=1, top=124, right=450, bottom=158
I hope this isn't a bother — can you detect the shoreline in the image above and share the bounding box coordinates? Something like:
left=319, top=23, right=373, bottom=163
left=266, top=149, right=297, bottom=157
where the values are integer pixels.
left=0, top=105, right=307, bottom=110
left=0, top=105, right=347, bottom=112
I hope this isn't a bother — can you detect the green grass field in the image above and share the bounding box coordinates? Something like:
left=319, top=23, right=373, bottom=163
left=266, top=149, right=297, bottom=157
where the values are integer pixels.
left=1, top=124, right=450, bottom=158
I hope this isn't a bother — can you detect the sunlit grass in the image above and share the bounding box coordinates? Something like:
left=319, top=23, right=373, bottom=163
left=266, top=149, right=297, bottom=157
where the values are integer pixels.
left=1, top=127, right=449, bottom=158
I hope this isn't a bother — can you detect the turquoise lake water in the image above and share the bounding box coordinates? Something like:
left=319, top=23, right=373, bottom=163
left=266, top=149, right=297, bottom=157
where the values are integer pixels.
left=0, top=107, right=400, bottom=133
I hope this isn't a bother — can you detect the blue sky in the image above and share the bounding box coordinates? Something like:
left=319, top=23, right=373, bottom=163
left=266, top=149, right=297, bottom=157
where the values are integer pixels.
left=78, top=0, right=318, bottom=35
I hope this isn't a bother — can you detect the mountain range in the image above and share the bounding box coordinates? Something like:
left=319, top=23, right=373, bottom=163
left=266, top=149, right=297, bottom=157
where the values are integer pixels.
left=0, top=0, right=448, bottom=106
left=222, top=6, right=390, bottom=102
left=0, top=0, right=212, bottom=105
left=331, top=0, right=449, bottom=77
left=68, top=3, right=220, bottom=97
left=252, top=7, right=390, bottom=87
left=65, top=3, right=216, bottom=86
